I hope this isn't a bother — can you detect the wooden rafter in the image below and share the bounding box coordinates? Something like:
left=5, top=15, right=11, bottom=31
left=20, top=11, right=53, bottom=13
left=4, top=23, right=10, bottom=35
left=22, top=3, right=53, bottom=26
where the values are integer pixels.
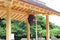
left=0, top=0, right=60, bottom=20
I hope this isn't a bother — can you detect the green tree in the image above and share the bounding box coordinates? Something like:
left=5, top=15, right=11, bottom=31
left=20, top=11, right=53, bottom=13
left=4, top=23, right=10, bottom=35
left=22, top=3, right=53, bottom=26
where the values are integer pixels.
left=0, top=15, right=60, bottom=39
left=50, top=28, right=60, bottom=37
left=0, top=27, right=6, bottom=38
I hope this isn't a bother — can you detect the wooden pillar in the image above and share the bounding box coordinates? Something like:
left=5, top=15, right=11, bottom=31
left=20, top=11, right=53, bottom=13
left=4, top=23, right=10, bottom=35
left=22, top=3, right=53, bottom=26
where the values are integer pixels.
left=46, top=14, right=50, bottom=40
left=36, top=15, right=38, bottom=40
left=6, top=3, right=11, bottom=40
left=26, top=20, right=30, bottom=40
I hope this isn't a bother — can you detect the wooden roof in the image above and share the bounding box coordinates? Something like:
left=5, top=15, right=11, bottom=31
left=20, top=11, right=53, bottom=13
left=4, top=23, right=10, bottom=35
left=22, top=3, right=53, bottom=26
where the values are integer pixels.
left=0, top=0, right=60, bottom=21
left=21, top=0, right=60, bottom=13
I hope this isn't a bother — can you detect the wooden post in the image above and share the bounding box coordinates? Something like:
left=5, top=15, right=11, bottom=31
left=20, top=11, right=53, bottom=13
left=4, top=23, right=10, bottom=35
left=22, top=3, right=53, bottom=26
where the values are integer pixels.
left=6, top=3, right=11, bottom=40
left=26, top=20, right=30, bottom=40
left=36, top=15, right=38, bottom=40
left=46, top=14, right=50, bottom=40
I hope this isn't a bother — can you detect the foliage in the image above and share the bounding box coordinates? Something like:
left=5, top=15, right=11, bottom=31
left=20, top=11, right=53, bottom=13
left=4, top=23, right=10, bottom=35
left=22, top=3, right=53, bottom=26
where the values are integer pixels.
left=37, top=15, right=46, bottom=29
left=0, top=27, right=6, bottom=37
left=39, top=30, right=46, bottom=37
left=0, top=15, right=60, bottom=39
left=50, top=28, right=60, bottom=36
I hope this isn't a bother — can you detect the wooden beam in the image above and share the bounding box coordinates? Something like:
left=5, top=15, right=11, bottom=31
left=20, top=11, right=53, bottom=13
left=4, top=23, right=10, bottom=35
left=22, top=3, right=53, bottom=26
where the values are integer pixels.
left=46, top=14, right=50, bottom=40
left=0, top=0, right=60, bottom=21
left=1, top=13, right=6, bottom=19
left=0, top=12, right=4, bottom=17
left=19, top=1, right=60, bottom=15
left=6, top=3, right=11, bottom=40
left=17, top=13, right=27, bottom=20
left=14, top=14, right=21, bottom=19
left=19, top=1, right=50, bottom=14
left=20, top=14, right=28, bottom=21
left=26, top=19, right=30, bottom=40
left=12, top=13, right=18, bottom=19
left=13, top=0, right=18, bottom=2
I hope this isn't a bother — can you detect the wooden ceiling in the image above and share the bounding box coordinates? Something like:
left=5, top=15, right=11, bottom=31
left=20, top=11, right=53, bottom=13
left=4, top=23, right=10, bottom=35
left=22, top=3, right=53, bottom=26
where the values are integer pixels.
left=0, top=0, right=60, bottom=21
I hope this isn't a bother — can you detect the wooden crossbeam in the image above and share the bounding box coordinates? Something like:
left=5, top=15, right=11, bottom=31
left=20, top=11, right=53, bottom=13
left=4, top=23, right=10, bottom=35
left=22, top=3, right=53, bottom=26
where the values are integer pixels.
left=1, top=13, right=6, bottom=18
left=19, top=1, right=60, bottom=15
left=17, top=13, right=28, bottom=21
left=0, top=0, right=60, bottom=18
left=0, top=0, right=60, bottom=21
left=12, top=1, right=60, bottom=16
left=0, top=12, right=5, bottom=17
left=20, top=14, right=28, bottom=21
left=12, top=13, right=18, bottom=19
left=14, top=14, right=21, bottom=19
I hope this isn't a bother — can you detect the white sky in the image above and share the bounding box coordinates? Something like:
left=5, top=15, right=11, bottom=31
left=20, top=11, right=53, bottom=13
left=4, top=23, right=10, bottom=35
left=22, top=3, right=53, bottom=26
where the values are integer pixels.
left=38, top=0, right=60, bottom=26
left=38, top=0, right=60, bottom=12
left=49, top=15, right=60, bottom=26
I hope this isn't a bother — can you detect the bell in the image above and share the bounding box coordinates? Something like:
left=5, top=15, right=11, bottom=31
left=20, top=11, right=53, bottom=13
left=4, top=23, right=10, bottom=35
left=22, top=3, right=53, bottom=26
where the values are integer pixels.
left=28, top=15, right=36, bottom=26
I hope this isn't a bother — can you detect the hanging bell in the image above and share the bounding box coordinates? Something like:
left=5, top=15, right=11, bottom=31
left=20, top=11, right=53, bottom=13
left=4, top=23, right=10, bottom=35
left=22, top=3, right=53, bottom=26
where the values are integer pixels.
left=28, top=15, right=36, bottom=26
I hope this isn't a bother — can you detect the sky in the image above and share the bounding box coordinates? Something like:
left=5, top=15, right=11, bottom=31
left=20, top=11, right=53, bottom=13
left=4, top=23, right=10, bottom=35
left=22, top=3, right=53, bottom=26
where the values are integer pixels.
left=38, top=0, right=60, bottom=12
left=38, top=0, right=60, bottom=26
left=49, top=15, right=60, bottom=26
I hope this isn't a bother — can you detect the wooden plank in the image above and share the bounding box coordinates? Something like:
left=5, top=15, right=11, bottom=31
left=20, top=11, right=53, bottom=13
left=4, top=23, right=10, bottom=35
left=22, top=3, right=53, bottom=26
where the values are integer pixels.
left=12, top=13, right=18, bottom=19
left=20, top=14, right=28, bottom=21
left=15, top=14, right=22, bottom=20
left=1, top=13, right=6, bottom=18
left=17, top=13, right=27, bottom=20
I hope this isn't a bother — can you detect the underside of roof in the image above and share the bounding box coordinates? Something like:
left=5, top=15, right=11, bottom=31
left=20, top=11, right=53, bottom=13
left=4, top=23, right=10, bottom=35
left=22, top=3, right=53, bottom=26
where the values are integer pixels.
left=20, top=0, right=60, bottom=13
left=0, top=0, right=60, bottom=21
